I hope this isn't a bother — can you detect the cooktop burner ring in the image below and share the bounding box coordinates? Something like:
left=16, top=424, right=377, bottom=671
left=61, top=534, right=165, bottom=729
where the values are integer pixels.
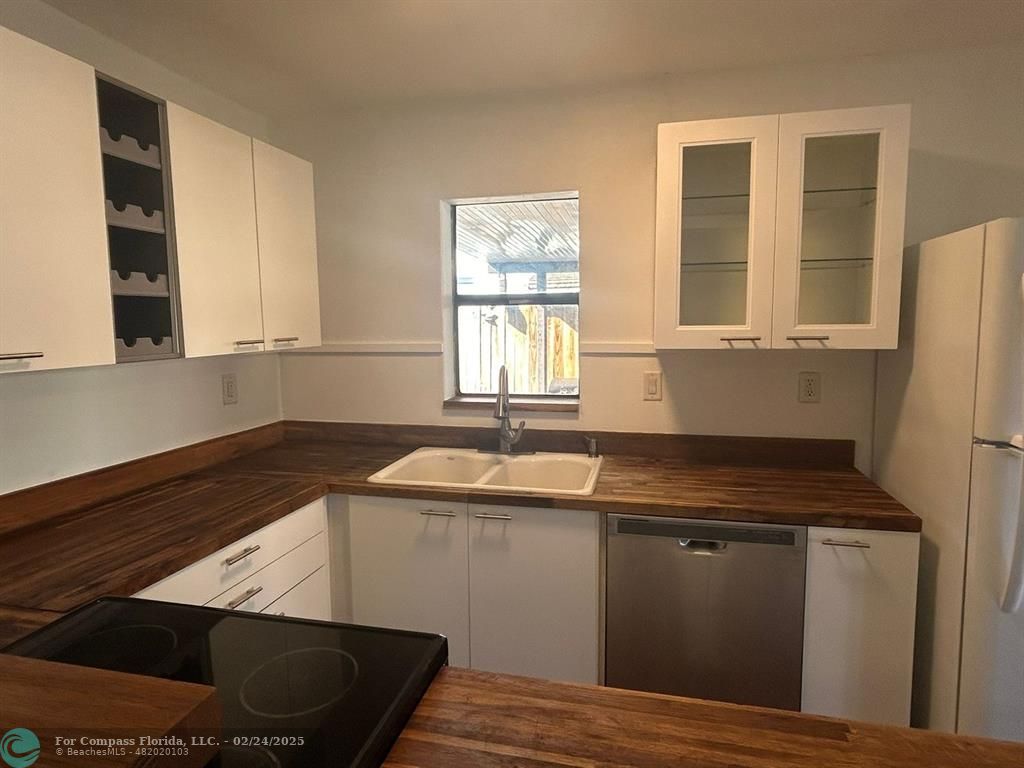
left=239, top=646, right=360, bottom=719
left=55, top=623, right=179, bottom=675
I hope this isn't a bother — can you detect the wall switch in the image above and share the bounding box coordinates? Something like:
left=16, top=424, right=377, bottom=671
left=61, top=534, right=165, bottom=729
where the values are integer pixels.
left=643, top=371, right=663, bottom=401
left=798, top=371, right=821, bottom=404
left=222, top=373, right=238, bottom=405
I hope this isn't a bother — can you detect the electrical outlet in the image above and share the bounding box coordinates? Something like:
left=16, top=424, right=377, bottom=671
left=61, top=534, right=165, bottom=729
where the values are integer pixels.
left=222, top=373, right=238, bottom=405
left=643, top=371, right=663, bottom=401
left=798, top=371, right=821, bottom=404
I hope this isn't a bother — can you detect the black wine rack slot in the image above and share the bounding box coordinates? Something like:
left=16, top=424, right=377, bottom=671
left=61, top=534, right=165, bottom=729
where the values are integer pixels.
left=97, top=75, right=181, bottom=363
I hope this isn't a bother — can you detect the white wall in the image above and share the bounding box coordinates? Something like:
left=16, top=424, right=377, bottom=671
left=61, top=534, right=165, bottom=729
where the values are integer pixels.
left=273, top=43, right=1024, bottom=473
left=0, top=1, right=282, bottom=494
left=0, top=355, right=281, bottom=493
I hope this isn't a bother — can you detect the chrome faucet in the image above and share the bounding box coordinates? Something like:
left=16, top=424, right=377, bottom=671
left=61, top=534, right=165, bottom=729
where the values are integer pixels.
left=494, top=365, right=526, bottom=453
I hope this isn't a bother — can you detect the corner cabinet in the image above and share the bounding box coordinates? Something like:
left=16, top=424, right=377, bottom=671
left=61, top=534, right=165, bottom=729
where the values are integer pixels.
left=655, top=105, right=910, bottom=350
left=253, top=140, right=323, bottom=350
left=0, top=27, right=114, bottom=373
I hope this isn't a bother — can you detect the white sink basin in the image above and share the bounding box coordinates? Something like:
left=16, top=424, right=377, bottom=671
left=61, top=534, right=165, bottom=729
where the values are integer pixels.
left=367, top=447, right=603, bottom=496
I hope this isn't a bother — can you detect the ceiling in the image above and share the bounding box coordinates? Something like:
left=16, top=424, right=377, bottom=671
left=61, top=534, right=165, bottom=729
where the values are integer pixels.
left=43, top=0, right=1024, bottom=118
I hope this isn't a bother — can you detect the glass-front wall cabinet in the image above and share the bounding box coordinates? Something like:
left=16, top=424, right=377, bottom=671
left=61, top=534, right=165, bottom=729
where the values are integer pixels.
left=655, top=115, right=779, bottom=349
left=773, top=105, right=910, bottom=348
left=655, top=105, right=910, bottom=350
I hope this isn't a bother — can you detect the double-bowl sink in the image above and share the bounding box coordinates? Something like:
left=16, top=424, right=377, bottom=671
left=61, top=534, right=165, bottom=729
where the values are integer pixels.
left=367, top=447, right=603, bottom=496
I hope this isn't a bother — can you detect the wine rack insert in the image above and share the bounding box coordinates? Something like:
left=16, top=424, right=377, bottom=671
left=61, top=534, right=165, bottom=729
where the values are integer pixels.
left=97, top=75, right=182, bottom=362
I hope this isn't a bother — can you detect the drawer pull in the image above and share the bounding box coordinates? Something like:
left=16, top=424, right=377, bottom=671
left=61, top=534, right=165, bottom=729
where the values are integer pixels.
left=475, top=513, right=512, bottom=521
left=821, top=539, right=871, bottom=549
left=224, top=544, right=261, bottom=566
left=226, top=585, right=263, bottom=609
left=234, top=339, right=264, bottom=346
left=0, top=352, right=44, bottom=360
left=272, top=336, right=299, bottom=343
left=786, top=335, right=831, bottom=342
left=720, top=336, right=761, bottom=343
left=419, top=509, right=457, bottom=517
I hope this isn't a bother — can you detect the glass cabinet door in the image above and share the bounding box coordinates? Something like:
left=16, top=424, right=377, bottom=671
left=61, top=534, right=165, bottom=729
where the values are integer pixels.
left=773, top=105, right=910, bottom=349
left=655, top=115, right=779, bottom=349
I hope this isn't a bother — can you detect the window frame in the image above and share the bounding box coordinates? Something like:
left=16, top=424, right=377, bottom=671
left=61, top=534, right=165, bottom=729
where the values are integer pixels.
left=450, top=196, right=580, bottom=400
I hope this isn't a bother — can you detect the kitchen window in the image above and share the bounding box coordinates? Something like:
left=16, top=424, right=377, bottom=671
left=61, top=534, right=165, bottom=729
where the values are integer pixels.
left=450, top=195, right=580, bottom=402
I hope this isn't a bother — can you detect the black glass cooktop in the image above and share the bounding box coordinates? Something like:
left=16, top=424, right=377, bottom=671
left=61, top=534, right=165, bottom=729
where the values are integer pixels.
left=3, top=597, right=447, bottom=768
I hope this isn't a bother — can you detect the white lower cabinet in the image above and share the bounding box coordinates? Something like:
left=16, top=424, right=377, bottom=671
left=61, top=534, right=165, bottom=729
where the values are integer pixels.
left=347, top=497, right=471, bottom=667
left=263, top=566, right=331, bottom=621
left=801, top=526, right=920, bottom=725
left=345, top=496, right=600, bottom=680
left=135, top=498, right=330, bottom=614
left=468, top=504, right=600, bottom=684
left=206, top=532, right=326, bottom=613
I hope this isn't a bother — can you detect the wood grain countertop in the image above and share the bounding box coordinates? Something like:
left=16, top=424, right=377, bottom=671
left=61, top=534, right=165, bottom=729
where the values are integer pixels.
left=0, top=604, right=64, bottom=647
left=0, top=473, right=326, bottom=613
left=0, top=654, right=220, bottom=767
left=0, top=429, right=916, bottom=631
left=208, top=439, right=920, bottom=531
left=384, top=667, right=1024, bottom=767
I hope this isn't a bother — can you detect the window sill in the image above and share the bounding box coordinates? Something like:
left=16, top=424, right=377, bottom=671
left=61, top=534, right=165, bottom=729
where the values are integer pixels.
left=443, top=395, right=580, bottom=413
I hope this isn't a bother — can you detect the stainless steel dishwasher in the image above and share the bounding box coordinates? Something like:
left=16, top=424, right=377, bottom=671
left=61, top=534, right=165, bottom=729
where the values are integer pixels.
left=605, top=514, right=806, bottom=710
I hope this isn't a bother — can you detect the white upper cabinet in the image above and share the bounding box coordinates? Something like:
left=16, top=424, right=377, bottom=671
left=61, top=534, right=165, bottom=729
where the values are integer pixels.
left=655, top=105, right=910, bottom=350
left=655, top=115, right=779, bottom=349
left=166, top=103, right=265, bottom=357
left=773, top=105, right=910, bottom=349
left=253, top=140, right=322, bottom=350
left=0, top=27, right=114, bottom=373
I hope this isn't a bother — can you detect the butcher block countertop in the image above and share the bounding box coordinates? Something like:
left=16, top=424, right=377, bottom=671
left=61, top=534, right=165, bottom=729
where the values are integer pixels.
left=0, top=422, right=917, bottom=630
left=1, top=661, right=1019, bottom=767
left=0, top=654, right=220, bottom=768
left=385, top=668, right=1024, bottom=768
left=208, top=438, right=919, bottom=531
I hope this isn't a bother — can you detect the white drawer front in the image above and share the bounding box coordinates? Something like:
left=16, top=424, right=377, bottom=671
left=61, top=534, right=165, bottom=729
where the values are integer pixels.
left=207, top=532, right=326, bottom=613
left=262, top=566, right=331, bottom=622
left=136, top=497, right=326, bottom=605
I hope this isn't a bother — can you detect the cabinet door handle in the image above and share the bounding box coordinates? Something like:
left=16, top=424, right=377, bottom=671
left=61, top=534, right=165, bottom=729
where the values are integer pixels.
left=234, top=339, right=264, bottom=346
left=720, top=336, right=761, bottom=343
left=0, top=352, right=44, bottom=360
left=226, top=585, right=263, bottom=609
left=786, top=335, right=831, bottom=342
left=821, top=538, right=871, bottom=549
left=272, top=336, right=299, bottom=343
left=474, top=513, right=512, bottom=521
left=224, top=544, right=261, bottom=566
left=419, top=509, right=457, bottom=517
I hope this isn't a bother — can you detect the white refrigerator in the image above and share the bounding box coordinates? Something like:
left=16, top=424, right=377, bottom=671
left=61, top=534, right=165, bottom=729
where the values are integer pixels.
left=875, top=217, right=1023, bottom=741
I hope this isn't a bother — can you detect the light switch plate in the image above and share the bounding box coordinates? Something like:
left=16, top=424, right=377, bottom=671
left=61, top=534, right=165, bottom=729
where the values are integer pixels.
left=222, top=373, right=238, bottom=405
left=643, top=371, right=663, bottom=401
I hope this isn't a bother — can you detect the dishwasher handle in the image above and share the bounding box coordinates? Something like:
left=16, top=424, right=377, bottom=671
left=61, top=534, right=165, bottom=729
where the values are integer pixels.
left=678, top=538, right=728, bottom=555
